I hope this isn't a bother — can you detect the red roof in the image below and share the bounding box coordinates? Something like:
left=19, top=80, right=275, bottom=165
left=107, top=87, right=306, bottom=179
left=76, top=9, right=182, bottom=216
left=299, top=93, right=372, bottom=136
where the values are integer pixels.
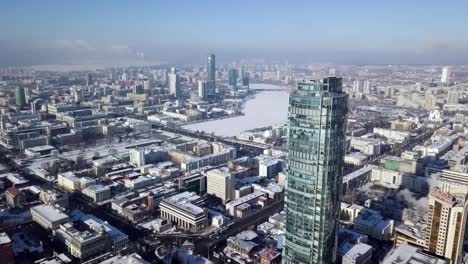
left=5, top=187, right=19, bottom=197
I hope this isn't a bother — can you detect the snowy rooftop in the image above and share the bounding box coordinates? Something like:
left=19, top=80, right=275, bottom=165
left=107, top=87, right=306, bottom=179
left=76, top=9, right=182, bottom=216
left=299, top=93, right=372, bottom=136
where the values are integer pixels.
left=31, top=204, right=69, bottom=223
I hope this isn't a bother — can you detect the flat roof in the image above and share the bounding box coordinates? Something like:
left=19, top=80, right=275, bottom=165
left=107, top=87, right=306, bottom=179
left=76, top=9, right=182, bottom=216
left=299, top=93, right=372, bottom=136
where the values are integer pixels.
left=31, top=204, right=69, bottom=223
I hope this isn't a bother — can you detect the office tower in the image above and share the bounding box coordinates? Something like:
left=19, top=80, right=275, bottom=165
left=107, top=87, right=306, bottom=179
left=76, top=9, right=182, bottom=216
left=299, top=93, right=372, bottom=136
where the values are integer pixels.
left=207, top=54, right=216, bottom=88
left=168, top=67, right=180, bottom=98
left=329, top=68, right=336, bottom=76
left=228, top=69, right=238, bottom=87
left=440, top=66, right=451, bottom=85
left=425, top=188, right=468, bottom=264
left=447, top=90, right=459, bottom=105
left=86, top=73, right=93, bottom=86
left=206, top=168, right=234, bottom=204
left=283, top=77, right=348, bottom=264
left=15, top=86, right=26, bottom=107
left=198, top=80, right=208, bottom=100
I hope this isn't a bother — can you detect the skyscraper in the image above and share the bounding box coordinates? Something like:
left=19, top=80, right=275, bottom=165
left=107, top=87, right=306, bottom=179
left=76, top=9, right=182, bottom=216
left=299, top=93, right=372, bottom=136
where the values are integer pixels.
left=363, top=80, right=371, bottom=94
left=207, top=54, right=216, bottom=87
left=283, top=77, right=348, bottom=264
left=168, top=67, right=180, bottom=98
left=86, top=73, right=93, bottom=86
left=15, top=86, right=26, bottom=107
left=425, top=188, right=467, bottom=264
left=352, top=80, right=361, bottom=93
left=440, top=66, right=451, bottom=85
left=198, top=80, right=208, bottom=100
left=228, top=69, right=238, bottom=87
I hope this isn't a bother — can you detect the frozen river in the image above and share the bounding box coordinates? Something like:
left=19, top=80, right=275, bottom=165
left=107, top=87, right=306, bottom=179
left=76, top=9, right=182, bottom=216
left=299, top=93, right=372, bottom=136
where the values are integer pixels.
left=182, top=83, right=289, bottom=137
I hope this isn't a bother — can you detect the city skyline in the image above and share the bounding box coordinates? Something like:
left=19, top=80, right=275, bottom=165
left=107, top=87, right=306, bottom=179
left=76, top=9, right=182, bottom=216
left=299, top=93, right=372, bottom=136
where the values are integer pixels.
left=2, top=1, right=468, bottom=66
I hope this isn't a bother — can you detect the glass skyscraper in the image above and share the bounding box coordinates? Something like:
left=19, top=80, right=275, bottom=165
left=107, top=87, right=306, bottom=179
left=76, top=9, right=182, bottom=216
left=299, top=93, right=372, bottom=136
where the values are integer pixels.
left=283, top=77, right=348, bottom=264
left=15, top=86, right=26, bottom=107
left=207, top=54, right=216, bottom=87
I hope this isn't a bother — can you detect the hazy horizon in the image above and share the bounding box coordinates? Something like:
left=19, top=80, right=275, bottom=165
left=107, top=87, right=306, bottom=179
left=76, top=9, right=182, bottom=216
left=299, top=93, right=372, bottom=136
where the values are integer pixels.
left=2, top=0, right=468, bottom=67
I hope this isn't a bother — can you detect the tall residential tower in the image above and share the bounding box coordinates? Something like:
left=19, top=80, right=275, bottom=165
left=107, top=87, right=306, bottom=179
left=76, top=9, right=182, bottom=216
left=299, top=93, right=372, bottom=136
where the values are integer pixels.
left=168, top=67, right=180, bottom=98
left=283, top=77, right=348, bottom=264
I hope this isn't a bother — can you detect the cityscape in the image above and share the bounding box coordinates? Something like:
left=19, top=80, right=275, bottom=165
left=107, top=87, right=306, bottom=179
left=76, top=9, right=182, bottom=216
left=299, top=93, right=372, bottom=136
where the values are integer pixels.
left=1, top=1, right=468, bottom=264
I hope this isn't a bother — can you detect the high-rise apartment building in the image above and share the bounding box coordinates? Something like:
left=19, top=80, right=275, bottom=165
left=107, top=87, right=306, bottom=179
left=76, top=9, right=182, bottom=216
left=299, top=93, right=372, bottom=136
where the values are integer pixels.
left=441, top=66, right=451, bottom=85
left=425, top=93, right=437, bottom=110
left=425, top=188, right=468, bottom=264
left=283, top=77, right=348, bottom=264
left=168, top=67, right=180, bottom=98
left=207, top=54, right=216, bottom=88
left=447, top=90, right=460, bottom=105
left=198, top=80, right=208, bottom=100
left=352, top=80, right=361, bottom=93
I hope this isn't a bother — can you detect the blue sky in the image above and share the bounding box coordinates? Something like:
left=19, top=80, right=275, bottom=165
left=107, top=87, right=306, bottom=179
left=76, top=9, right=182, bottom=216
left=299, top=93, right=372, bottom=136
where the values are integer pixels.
left=1, top=0, right=468, bottom=65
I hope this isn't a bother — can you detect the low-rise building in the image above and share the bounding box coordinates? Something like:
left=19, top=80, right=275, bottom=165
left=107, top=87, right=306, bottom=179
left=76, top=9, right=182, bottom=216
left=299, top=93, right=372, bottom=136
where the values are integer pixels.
left=31, top=204, right=70, bottom=230
left=55, top=222, right=110, bottom=260
left=382, top=244, right=448, bottom=264
left=159, top=192, right=208, bottom=232
left=353, top=208, right=394, bottom=241
left=81, top=184, right=111, bottom=203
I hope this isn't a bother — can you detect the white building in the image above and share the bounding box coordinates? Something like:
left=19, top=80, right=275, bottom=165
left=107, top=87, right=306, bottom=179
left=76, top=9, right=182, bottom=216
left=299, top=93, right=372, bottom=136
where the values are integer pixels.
left=206, top=168, right=234, bottom=203
left=159, top=192, right=208, bottom=232
left=129, top=148, right=146, bottom=167
left=198, top=80, right=208, bottom=100
left=382, top=244, right=447, bottom=264
left=441, top=66, right=451, bottom=84
left=447, top=90, right=460, bottom=105
left=168, top=67, right=180, bottom=98
left=57, top=172, right=81, bottom=191
left=31, top=204, right=70, bottom=230
left=344, top=153, right=370, bottom=166
left=258, top=157, right=284, bottom=178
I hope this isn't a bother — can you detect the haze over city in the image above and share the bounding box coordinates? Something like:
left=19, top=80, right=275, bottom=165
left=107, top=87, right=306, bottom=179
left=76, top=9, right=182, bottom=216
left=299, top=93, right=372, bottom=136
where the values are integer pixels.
left=2, top=0, right=468, bottom=66
left=1, top=1, right=468, bottom=264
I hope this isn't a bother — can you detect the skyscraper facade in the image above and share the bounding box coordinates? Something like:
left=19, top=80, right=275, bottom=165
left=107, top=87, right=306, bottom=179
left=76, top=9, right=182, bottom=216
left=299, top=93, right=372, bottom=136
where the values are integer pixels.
left=207, top=54, right=216, bottom=87
left=228, top=69, right=238, bottom=87
left=15, top=86, right=26, bottom=107
left=198, top=80, right=208, bottom=100
left=441, top=66, right=451, bottom=85
left=425, top=188, right=468, bottom=264
left=447, top=90, right=460, bottom=105
left=168, top=67, right=180, bottom=98
left=283, top=77, right=348, bottom=264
